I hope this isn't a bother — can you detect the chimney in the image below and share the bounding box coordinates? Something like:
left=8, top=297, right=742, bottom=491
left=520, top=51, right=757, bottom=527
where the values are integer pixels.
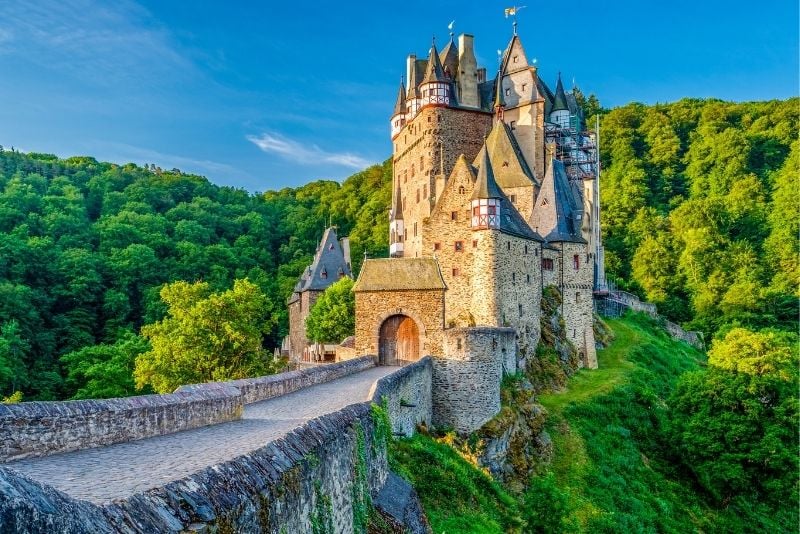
left=457, top=34, right=480, bottom=108
left=406, top=54, right=417, bottom=94
left=339, top=237, right=352, bottom=271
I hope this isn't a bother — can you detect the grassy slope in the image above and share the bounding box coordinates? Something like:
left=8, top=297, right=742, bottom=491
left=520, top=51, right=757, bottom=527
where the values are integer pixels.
left=390, top=314, right=792, bottom=533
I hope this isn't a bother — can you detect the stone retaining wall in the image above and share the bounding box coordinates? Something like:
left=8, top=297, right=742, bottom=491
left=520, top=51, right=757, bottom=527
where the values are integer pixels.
left=0, top=357, right=376, bottom=463
left=370, top=357, right=433, bottom=437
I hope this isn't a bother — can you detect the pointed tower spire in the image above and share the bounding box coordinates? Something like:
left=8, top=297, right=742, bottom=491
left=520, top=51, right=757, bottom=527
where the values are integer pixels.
left=471, top=146, right=502, bottom=230
left=493, top=68, right=505, bottom=119
left=552, top=73, right=569, bottom=112
left=393, top=79, right=406, bottom=116
left=422, top=41, right=446, bottom=83
left=530, top=155, right=586, bottom=243
left=472, top=146, right=503, bottom=200
left=392, top=183, right=404, bottom=219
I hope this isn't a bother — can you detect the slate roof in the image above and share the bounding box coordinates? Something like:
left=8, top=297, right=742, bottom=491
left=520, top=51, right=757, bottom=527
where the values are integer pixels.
left=552, top=74, right=569, bottom=112
left=289, top=227, right=352, bottom=300
left=392, top=184, right=403, bottom=219
left=422, top=43, right=446, bottom=84
left=474, top=121, right=538, bottom=188
left=472, top=145, right=544, bottom=242
left=530, top=158, right=587, bottom=243
left=353, top=258, right=446, bottom=292
left=439, top=39, right=458, bottom=79
left=393, top=81, right=406, bottom=116
left=471, top=147, right=504, bottom=200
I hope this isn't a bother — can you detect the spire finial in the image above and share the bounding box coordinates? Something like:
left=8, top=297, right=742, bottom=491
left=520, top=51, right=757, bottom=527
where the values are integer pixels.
left=448, top=20, right=455, bottom=40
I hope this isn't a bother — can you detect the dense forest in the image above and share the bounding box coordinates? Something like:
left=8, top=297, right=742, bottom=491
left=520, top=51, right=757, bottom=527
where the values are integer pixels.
left=0, top=97, right=795, bottom=403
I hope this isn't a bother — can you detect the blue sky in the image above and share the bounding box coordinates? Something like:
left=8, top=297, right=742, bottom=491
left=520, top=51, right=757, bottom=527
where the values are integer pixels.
left=0, top=0, right=796, bottom=191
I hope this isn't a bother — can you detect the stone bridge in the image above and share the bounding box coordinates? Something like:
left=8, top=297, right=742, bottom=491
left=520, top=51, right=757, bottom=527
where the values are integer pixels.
left=0, top=357, right=434, bottom=533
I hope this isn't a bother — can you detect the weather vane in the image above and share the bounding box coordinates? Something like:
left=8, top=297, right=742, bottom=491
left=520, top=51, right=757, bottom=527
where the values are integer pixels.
left=448, top=20, right=455, bottom=39
left=504, top=5, right=527, bottom=35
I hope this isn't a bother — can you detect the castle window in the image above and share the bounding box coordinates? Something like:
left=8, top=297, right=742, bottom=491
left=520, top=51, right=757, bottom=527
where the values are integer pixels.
left=457, top=338, right=462, bottom=349
left=416, top=189, right=420, bottom=203
left=513, top=55, right=518, bottom=63
left=524, top=245, right=528, bottom=254
left=541, top=198, right=549, bottom=206
left=454, top=241, right=463, bottom=252
left=573, top=255, right=580, bottom=270
left=522, top=83, right=527, bottom=92
left=503, top=161, right=509, bottom=167
left=411, top=164, right=415, bottom=177
left=452, top=267, right=460, bottom=276
left=329, top=244, right=334, bottom=250
left=510, top=121, right=516, bottom=130
left=428, top=116, right=432, bottom=122
left=420, top=155, right=424, bottom=167
left=414, top=222, right=417, bottom=236
left=505, top=88, right=511, bottom=96
left=535, top=248, right=539, bottom=256
left=510, top=195, right=516, bottom=203
left=576, top=292, right=580, bottom=303
left=507, top=241, right=511, bottom=251
left=472, top=240, right=478, bottom=248
left=451, top=211, right=457, bottom=221
left=404, top=229, right=407, bottom=240
left=434, top=242, right=441, bottom=251
left=542, top=258, right=554, bottom=271
left=519, top=304, right=523, bottom=316
left=320, top=268, right=328, bottom=279
left=526, top=274, right=531, bottom=283
left=512, top=273, right=516, bottom=282
left=458, top=185, right=465, bottom=194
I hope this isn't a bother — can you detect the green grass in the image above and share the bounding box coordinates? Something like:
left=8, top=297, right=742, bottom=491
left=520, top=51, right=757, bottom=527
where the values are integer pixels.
left=391, top=313, right=793, bottom=533
left=389, top=434, right=524, bottom=533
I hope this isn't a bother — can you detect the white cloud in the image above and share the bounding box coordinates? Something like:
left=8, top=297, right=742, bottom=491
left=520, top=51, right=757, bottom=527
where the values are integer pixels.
left=246, top=132, right=372, bottom=170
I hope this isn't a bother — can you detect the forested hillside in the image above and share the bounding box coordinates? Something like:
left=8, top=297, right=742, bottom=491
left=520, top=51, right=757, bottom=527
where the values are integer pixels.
left=0, top=97, right=796, bottom=402
left=599, top=98, right=798, bottom=333
left=0, top=150, right=390, bottom=400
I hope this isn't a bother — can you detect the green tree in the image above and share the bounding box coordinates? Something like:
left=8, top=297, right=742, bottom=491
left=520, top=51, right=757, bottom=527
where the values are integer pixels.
left=668, top=328, right=799, bottom=504
left=0, top=320, right=29, bottom=396
left=61, top=331, right=149, bottom=399
left=134, top=278, right=279, bottom=393
left=305, top=277, right=355, bottom=344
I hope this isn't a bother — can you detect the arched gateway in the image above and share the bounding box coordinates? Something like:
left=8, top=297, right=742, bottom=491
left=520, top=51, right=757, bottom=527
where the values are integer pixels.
left=378, top=314, right=420, bottom=366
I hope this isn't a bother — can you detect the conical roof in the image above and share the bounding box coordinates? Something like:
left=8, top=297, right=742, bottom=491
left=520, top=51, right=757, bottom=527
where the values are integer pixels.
left=393, top=81, right=406, bottom=116
left=439, top=38, right=458, bottom=79
left=471, top=145, right=503, bottom=200
left=493, top=70, right=505, bottom=110
left=392, top=184, right=403, bottom=219
left=422, top=42, right=447, bottom=83
left=529, top=158, right=586, bottom=243
left=552, top=73, right=569, bottom=112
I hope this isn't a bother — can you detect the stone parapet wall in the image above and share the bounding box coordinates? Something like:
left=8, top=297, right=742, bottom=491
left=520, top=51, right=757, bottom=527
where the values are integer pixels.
left=370, top=357, right=433, bottom=437
left=0, top=384, right=242, bottom=463
left=432, top=327, right=516, bottom=433
left=0, top=404, right=389, bottom=534
left=0, top=357, right=376, bottom=463
left=178, top=356, right=375, bottom=405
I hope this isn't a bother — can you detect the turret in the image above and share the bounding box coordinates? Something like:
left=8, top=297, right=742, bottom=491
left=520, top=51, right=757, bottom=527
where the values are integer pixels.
left=419, top=41, right=451, bottom=107
left=471, top=147, right=502, bottom=230
left=389, top=185, right=404, bottom=257
left=391, top=80, right=406, bottom=139
left=493, top=67, right=505, bottom=120
left=550, top=73, right=570, bottom=127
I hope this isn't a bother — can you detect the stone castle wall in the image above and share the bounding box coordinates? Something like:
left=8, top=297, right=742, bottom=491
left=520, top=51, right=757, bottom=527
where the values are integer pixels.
left=393, top=106, right=492, bottom=258
left=0, top=357, right=375, bottom=463
left=370, top=357, right=433, bottom=438
left=354, top=289, right=445, bottom=357
left=553, top=241, right=596, bottom=368
left=432, top=327, right=516, bottom=433
left=287, top=289, right=321, bottom=359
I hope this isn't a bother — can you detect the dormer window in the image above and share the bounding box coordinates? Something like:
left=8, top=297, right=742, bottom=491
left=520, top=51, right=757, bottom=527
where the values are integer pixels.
left=328, top=244, right=334, bottom=250
left=513, top=55, right=518, bottom=63
left=505, top=88, right=511, bottom=96
left=320, top=268, right=328, bottom=279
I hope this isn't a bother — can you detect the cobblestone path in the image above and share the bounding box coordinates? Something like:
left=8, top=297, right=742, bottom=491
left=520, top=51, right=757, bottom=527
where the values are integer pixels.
left=5, top=367, right=395, bottom=504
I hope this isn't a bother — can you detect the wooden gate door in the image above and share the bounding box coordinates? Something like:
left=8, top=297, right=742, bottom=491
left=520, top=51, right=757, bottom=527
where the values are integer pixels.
left=378, top=315, right=419, bottom=366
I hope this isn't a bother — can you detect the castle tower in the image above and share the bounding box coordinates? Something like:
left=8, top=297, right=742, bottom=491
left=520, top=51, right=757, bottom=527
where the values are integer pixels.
left=390, top=34, right=493, bottom=259
left=470, top=148, right=503, bottom=230
left=390, top=80, right=406, bottom=139
left=389, top=184, right=404, bottom=258
left=495, top=34, right=546, bottom=180
left=285, top=227, right=352, bottom=362
left=550, top=73, right=570, bottom=128
left=530, top=157, right=596, bottom=368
